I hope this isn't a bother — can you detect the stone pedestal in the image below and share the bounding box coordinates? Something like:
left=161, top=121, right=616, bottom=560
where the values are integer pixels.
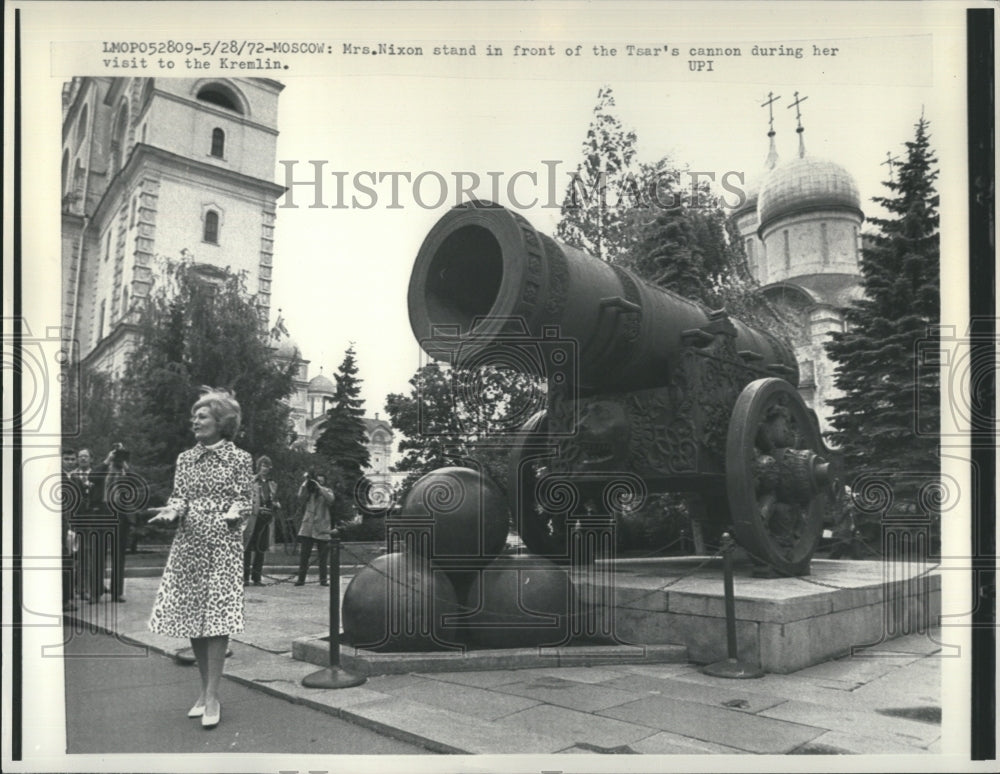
left=579, top=557, right=940, bottom=674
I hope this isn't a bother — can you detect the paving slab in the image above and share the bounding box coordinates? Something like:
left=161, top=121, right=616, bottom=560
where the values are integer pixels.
left=794, top=730, right=934, bottom=754
left=494, top=703, right=658, bottom=751
left=853, top=628, right=945, bottom=655
left=614, top=662, right=702, bottom=678
left=224, top=651, right=393, bottom=711
left=630, top=731, right=747, bottom=755
left=791, top=653, right=921, bottom=685
left=495, top=675, right=644, bottom=712
left=662, top=664, right=868, bottom=701
left=598, top=695, right=825, bottom=754
left=415, top=669, right=531, bottom=689
left=389, top=675, right=542, bottom=720
left=759, top=699, right=941, bottom=747
left=343, top=695, right=567, bottom=754
left=603, top=673, right=789, bottom=714
left=484, top=665, right=627, bottom=684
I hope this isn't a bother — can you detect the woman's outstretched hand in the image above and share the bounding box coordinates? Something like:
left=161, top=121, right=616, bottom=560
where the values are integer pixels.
left=147, top=506, right=179, bottom=524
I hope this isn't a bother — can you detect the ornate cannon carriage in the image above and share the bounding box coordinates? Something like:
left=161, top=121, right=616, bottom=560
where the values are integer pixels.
left=407, top=201, right=834, bottom=576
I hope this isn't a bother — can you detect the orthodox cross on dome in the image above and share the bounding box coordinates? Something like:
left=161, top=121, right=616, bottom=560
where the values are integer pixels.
left=761, top=91, right=781, bottom=136
left=882, top=151, right=901, bottom=182
left=788, top=90, right=809, bottom=157
left=761, top=91, right=781, bottom=169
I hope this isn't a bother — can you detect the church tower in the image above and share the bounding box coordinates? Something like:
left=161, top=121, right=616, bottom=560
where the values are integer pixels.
left=736, top=92, right=865, bottom=434
left=61, top=77, right=285, bottom=375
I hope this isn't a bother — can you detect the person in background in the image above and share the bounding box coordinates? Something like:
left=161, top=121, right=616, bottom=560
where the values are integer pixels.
left=60, top=447, right=79, bottom=612
left=69, top=447, right=110, bottom=603
left=294, top=472, right=335, bottom=587
left=102, top=444, right=134, bottom=603
left=148, top=388, right=253, bottom=729
left=243, top=455, right=279, bottom=586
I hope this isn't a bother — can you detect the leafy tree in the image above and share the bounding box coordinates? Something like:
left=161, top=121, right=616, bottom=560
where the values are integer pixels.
left=824, top=116, right=939, bottom=545
left=556, top=85, right=639, bottom=262
left=385, top=361, right=544, bottom=503
left=61, top=366, right=120, bottom=460
left=115, top=258, right=299, bottom=501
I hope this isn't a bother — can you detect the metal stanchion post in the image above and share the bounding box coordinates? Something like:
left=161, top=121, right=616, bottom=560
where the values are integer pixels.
left=701, top=533, right=764, bottom=679
left=302, top=536, right=367, bottom=688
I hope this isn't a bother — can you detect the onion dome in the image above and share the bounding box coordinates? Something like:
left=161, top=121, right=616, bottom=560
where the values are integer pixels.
left=307, top=370, right=335, bottom=395
left=757, top=156, right=862, bottom=233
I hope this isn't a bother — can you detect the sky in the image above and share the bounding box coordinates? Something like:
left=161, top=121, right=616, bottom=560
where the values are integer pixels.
left=258, top=3, right=962, bottom=420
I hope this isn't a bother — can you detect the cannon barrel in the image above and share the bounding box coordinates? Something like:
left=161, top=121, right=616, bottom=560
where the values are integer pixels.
left=408, top=202, right=798, bottom=392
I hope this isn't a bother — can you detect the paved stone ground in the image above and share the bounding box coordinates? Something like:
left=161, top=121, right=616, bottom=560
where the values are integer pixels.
left=62, top=574, right=944, bottom=755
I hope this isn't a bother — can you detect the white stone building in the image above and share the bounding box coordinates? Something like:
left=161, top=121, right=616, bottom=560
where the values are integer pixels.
left=61, top=76, right=285, bottom=374
left=732, top=109, right=865, bottom=434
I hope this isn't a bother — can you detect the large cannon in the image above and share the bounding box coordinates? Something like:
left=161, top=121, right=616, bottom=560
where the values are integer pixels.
left=408, top=201, right=834, bottom=575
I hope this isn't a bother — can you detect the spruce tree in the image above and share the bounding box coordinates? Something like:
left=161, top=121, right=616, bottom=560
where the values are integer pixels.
left=624, top=203, right=707, bottom=301
left=825, top=116, right=940, bottom=477
left=556, top=85, right=639, bottom=262
left=315, top=344, right=371, bottom=484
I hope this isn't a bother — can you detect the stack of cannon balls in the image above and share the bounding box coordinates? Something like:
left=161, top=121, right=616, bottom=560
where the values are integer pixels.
left=341, top=466, right=576, bottom=651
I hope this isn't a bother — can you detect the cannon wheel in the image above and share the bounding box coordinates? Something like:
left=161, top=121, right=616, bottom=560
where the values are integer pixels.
left=726, top=378, right=830, bottom=576
left=507, top=411, right=562, bottom=557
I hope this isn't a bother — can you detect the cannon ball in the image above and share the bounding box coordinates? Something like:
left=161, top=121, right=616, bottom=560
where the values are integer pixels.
left=399, top=467, right=509, bottom=559
left=461, top=554, right=575, bottom=648
left=341, top=552, right=462, bottom=652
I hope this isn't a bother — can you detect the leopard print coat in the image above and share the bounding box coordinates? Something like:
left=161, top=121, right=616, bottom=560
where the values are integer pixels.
left=148, top=440, right=253, bottom=638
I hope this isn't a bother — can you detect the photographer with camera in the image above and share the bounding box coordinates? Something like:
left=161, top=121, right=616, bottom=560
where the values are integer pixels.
left=294, top=472, right=336, bottom=587
left=243, top=455, right=279, bottom=586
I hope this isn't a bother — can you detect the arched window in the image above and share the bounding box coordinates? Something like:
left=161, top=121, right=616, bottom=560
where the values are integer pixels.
left=210, top=128, right=225, bottom=158
left=203, top=210, right=220, bottom=244
left=121, top=286, right=130, bottom=319
left=196, top=84, right=244, bottom=114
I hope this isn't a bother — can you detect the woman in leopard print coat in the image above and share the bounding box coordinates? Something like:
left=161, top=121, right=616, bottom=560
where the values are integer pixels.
left=148, top=389, right=253, bottom=729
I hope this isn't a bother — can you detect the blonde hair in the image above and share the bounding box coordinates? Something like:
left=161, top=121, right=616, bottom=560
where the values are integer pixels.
left=192, top=388, right=242, bottom=440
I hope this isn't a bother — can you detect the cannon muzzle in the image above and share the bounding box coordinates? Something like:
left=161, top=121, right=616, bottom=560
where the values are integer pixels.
left=408, top=201, right=797, bottom=392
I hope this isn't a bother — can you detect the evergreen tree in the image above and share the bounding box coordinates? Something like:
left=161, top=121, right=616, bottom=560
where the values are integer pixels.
left=314, top=344, right=371, bottom=485
left=825, top=116, right=939, bottom=477
left=624, top=203, right=708, bottom=301
left=556, top=85, right=639, bottom=262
